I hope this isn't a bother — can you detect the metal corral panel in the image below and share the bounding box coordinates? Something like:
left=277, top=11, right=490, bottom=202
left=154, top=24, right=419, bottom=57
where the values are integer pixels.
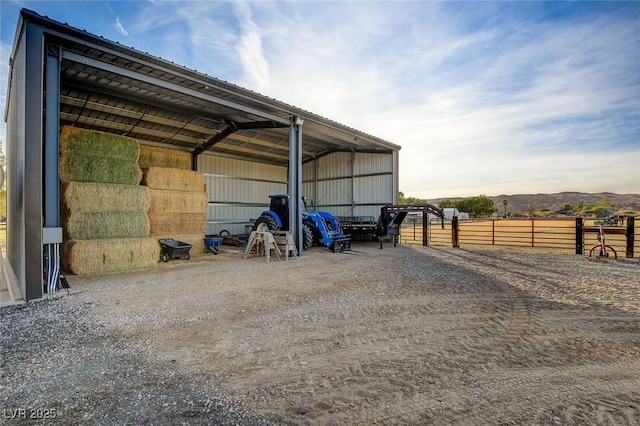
left=198, top=154, right=287, bottom=235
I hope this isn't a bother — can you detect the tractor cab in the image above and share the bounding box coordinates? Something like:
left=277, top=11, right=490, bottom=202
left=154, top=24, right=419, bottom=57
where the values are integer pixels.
left=268, top=194, right=289, bottom=230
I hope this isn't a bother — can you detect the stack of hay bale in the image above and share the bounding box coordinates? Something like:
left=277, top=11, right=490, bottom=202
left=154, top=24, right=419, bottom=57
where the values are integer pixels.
left=60, top=126, right=158, bottom=275
left=139, top=145, right=207, bottom=254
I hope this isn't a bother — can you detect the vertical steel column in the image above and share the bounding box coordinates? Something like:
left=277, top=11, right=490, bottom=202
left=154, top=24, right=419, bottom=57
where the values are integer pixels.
left=24, top=23, right=45, bottom=301
left=392, top=151, right=400, bottom=204
left=44, top=44, right=62, bottom=298
left=288, top=117, right=303, bottom=255
left=350, top=151, right=355, bottom=215
left=44, top=44, right=60, bottom=229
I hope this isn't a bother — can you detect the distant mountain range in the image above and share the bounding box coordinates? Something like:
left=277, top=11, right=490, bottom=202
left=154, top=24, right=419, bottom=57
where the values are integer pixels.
left=429, top=192, right=640, bottom=214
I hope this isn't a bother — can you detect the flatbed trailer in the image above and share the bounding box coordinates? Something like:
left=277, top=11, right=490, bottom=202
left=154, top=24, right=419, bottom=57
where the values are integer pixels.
left=338, top=216, right=378, bottom=242
left=376, top=205, right=444, bottom=248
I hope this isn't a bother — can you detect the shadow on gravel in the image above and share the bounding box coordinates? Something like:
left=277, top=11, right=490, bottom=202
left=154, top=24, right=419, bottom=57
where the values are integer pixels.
left=0, top=300, right=280, bottom=426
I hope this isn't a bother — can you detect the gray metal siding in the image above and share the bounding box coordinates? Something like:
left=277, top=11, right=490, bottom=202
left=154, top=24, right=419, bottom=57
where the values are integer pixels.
left=198, top=154, right=287, bottom=235
left=6, top=24, right=27, bottom=297
left=6, top=22, right=45, bottom=301
left=303, top=152, right=395, bottom=218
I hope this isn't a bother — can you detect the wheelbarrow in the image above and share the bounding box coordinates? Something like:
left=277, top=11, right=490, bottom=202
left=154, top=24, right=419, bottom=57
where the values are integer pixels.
left=204, top=237, right=224, bottom=254
left=158, top=238, right=193, bottom=262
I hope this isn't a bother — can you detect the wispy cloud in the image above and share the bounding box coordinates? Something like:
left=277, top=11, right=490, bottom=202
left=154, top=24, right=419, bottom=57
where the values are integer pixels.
left=114, top=17, right=128, bottom=36
left=0, top=1, right=637, bottom=197
left=232, top=0, right=269, bottom=94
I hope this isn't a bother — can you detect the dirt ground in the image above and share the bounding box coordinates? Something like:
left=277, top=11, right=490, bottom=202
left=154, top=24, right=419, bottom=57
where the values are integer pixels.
left=63, top=244, right=639, bottom=424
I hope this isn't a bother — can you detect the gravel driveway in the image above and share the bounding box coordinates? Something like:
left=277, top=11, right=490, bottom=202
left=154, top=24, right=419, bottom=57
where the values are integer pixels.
left=2, top=244, right=639, bottom=425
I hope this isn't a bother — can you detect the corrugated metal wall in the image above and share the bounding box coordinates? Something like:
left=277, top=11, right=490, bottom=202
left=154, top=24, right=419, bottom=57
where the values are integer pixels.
left=198, top=154, right=287, bottom=235
left=303, top=152, right=396, bottom=218
left=6, top=25, right=27, bottom=293
left=198, top=151, right=396, bottom=235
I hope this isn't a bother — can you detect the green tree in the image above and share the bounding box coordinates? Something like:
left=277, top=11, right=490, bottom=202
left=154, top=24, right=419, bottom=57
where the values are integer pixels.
left=437, top=199, right=457, bottom=209
left=398, top=191, right=428, bottom=205
left=502, top=199, right=508, bottom=218
left=451, top=195, right=496, bottom=218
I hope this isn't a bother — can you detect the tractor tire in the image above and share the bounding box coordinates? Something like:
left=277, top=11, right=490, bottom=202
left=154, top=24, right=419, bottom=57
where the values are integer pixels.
left=254, top=215, right=279, bottom=232
left=302, top=224, right=314, bottom=250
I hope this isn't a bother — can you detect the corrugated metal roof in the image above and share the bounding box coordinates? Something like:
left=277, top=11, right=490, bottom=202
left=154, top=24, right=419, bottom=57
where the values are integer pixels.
left=16, top=9, right=400, bottom=167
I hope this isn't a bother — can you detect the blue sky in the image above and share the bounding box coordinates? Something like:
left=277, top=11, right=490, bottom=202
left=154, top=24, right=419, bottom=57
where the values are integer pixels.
left=1, top=0, right=639, bottom=199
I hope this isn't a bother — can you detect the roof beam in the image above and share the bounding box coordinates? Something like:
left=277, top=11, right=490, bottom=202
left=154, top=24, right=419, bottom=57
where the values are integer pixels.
left=62, top=50, right=290, bottom=125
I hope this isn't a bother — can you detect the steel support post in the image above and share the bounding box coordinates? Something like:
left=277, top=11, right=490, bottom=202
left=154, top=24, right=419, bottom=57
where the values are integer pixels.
left=24, top=23, right=45, bottom=301
left=288, top=117, right=303, bottom=255
left=44, top=44, right=62, bottom=298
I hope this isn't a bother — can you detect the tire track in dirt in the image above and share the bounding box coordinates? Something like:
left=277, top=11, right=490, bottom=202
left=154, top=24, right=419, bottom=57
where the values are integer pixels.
left=76, top=245, right=640, bottom=424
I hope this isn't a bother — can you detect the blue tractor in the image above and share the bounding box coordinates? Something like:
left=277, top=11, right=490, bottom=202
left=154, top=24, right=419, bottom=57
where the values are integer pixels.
left=253, top=194, right=351, bottom=251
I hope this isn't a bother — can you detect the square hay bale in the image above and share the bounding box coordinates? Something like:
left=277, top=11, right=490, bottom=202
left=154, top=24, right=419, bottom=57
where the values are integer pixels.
left=63, top=211, right=150, bottom=240
left=62, top=182, right=150, bottom=213
left=60, top=126, right=139, bottom=161
left=138, top=145, right=191, bottom=170
left=63, top=238, right=159, bottom=275
left=59, top=126, right=141, bottom=184
left=142, top=167, right=205, bottom=192
left=148, top=213, right=206, bottom=236
left=60, top=155, right=142, bottom=185
left=148, top=189, right=208, bottom=214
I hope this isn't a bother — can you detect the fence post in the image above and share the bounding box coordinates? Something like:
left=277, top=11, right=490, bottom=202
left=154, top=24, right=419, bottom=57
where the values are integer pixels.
left=531, top=219, right=535, bottom=247
left=575, top=218, right=583, bottom=254
left=452, top=216, right=459, bottom=248
left=492, top=219, right=495, bottom=245
left=626, top=216, right=635, bottom=259
left=422, top=211, right=428, bottom=247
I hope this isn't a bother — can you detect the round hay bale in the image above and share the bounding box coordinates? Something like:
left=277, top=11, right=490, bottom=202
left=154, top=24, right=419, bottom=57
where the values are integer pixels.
left=62, top=238, right=158, bottom=275
left=142, top=167, right=205, bottom=192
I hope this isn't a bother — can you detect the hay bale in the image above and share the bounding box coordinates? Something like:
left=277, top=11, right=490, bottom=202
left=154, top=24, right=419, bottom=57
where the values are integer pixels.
left=138, top=145, right=191, bottom=170
left=59, top=126, right=141, bottom=184
left=63, top=238, right=158, bottom=275
left=148, top=213, right=206, bottom=236
left=60, top=126, right=139, bottom=161
left=148, top=189, right=208, bottom=214
left=63, top=211, right=150, bottom=240
left=142, top=167, right=205, bottom=192
left=60, top=155, right=142, bottom=185
left=62, top=182, right=150, bottom=213
left=155, top=233, right=206, bottom=255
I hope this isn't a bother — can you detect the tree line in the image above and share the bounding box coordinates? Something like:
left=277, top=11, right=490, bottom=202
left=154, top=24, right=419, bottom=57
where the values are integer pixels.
left=398, top=192, right=497, bottom=218
left=398, top=192, right=635, bottom=218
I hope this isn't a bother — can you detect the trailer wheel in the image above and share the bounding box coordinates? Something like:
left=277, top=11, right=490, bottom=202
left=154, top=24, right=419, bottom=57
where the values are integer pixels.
left=162, top=253, right=169, bottom=262
left=302, top=224, right=313, bottom=250
left=254, top=215, right=279, bottom=232
left=185, top=253, right=190, bottom=260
